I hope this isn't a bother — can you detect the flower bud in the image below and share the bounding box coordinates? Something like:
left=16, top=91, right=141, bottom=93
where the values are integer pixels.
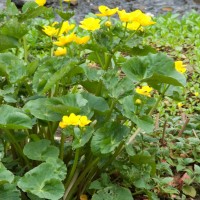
left=135, top=99, right=142, bottom=105
left=105, top=21, right=112, bottom=27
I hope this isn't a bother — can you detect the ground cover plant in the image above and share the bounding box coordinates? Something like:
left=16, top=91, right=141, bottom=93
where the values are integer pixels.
left=0, top=0, right=199, bottom=199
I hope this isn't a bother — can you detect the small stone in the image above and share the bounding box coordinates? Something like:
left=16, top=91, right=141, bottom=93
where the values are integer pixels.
left=162, top=7, right=173, bottom=12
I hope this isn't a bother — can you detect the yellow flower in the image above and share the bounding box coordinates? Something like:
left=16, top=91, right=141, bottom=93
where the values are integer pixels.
left=64, top=0, right=71, bottom=2
left=118, top=9, right=155, bottom=26
left=175, top=61, right=186, bottom=74
left=135, top=99, right=142, bottom=105
left=194, top=92, right=199, bottom=97
left=35, top=0, right=46, bottom=6
left=125, top=21, right=141, bottom=30
left=53, top=33, right=76, bottom=46
left=80, top=194, right=88, bottom=200
left=58, top=21, right=75, bottom=36
left=105, top=21, right=112, bottom=27
left=96, top=5, right=118, bottom=17
left=68, top=113, right=81, bottom=126
left=177, top=102, right=183, bottom=108
left=42, top=26, right=58, bottom=37
left=80, top=18, right=101, bottom=31
left=79, top=116, right=92, bottom=127
left=59, top=116, right=70, bottom=128
left=135, top=85, right=153, bottom=97
left=118, top=10, right=133, bottom=22
left=74, top=35, right=90, bottom=45
left=54, top=47, right=67, bottom=56
left=131, top=10, right=156, bottom=26
left=59, top=113, right=92, bottom=128
left=52, top=21, right=59, bottom=27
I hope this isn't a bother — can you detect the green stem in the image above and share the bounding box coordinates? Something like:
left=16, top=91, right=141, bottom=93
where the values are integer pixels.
left=149, top=84, right=170, bottom=116
left=64, top=148, right=80, bottom=189
left=95, top=53, right=113, bottom=96
left=59, top=0, right=63, bottom=11
left=103, top=52, right=112, bottom=70
left=105, top=99, right=116, bottom=121
left=4, top=129, right=29, bottom=166
left=59, top=131, right=65, bottom=160
left=23, top=36, right=28, bottom=63
left=48, top=122, right=54, bottom=144
left=64, top=157, right=99, bottom=200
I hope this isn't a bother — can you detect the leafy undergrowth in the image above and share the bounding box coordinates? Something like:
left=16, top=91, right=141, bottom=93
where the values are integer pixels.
left=0, top=1, right=200, bottom=200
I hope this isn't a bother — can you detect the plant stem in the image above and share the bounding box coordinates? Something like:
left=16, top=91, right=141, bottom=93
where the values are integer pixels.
left=23, top=36, right=28, bottom=63
left=59, top=0, right=63, bottom=11
left=64, top=157, right=99, bottom=200
left=59, top=131, right=65, bottom=160
left=4, top=129, right=29, bottom=166
left=64, top=148, right=80, bottom=189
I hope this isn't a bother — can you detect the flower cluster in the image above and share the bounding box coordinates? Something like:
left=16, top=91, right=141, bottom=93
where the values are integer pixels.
left=59, top=113, right=92, bottom=128
left=42, top=20, right=90, bottom=56
left=79, top=5, right=155, bottom=32
left=135, top=85, right=153, bottom=97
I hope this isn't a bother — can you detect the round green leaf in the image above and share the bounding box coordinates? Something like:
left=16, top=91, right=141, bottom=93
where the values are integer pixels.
left=0, top=183, right=21, bottom=200
left=0, top=105, right=32, bottom=129
left=91, top=122, right=129, bottom=155
left=17, top=163, right=65, bottom=200
left=92, top=186, right=133, bottom=200
left=122, top=53, right=186, bottom=87
left=23, top=139, right=59, bottom=161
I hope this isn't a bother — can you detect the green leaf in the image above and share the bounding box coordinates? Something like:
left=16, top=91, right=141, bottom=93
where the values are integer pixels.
left=182, top=185, right=196, bottom=198
left=0, top=105, right=32, bottom=129
left=91, top=122, right=129, bottom=155
left=92, top=186, right=133, bottom=200
left=17, top=162, right=65, bottom=200
left=23, top=97, right=62, bottom=121
left=0, top=35, right=19, bottom=51
left=42, top=60, right=77, bottom=94
left=79, top=63, right=104, bottom=81
left=0, top=53, right=26, bottom=83
left=32, top=57, right=77, bottom=93
left=51, top=93, right=88, bottom=115
left=46, top=158, right=67, bottom=181
left=55, top=9, right=74, bottom=20
left=0, top=183, right=21, bottom=200
left=72, top=127, right=94, bottom=149
left=122, top=53, right=186, bottom=87
left=18, top=5, right=48, bottom=22
left=24, top=94, right=89, bottom=121
left=129, top=45, right=157, bottom=56
left=0, top=163, right=14, bottom=183
left=103, top=71, right=133, bottom=99
left=0, top=18, right=28, bottom=39
left=26, top=60, right=39, bottom=76
left=130, top=152, right=156, bottom=176
left=121, top=95, right=154, bottom=132
left=5, top=0, right=19, bottom=16
left=81, top=92, right=109, bottom=113
left=194, top=164, right=200, bottom=174
left=23, top=139, right=59, bottom=161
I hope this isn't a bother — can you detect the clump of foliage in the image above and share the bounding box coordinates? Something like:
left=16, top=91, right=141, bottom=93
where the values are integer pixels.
left=0, top=0, right=199, bottom=200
